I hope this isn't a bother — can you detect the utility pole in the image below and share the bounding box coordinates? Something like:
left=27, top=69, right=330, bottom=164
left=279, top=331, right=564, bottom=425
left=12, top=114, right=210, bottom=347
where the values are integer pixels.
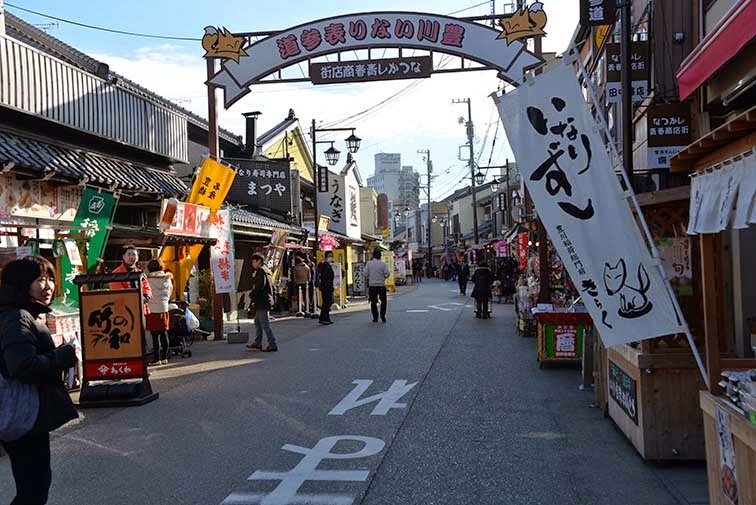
left=418, top=149, right=432, bottom=263
left=618, top=0, right=634, bottom=186
left=453, top=98, right=479, bottom=244
left=311, top=118, right=319, bottom=252
left=206, top=57, right=224, bottom=341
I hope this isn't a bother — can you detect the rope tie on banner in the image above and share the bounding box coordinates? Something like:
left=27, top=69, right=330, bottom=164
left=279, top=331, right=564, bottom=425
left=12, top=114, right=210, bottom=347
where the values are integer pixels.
left=565, top=41, right=710, bottom=388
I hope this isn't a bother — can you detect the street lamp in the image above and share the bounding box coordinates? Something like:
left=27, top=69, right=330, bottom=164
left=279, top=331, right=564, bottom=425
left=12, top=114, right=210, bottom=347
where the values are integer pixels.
left=474, top=170, right=486, bottom=186
left=490, top=178, right=501, bottom=193
left=310, top=120, right=362, bottom=251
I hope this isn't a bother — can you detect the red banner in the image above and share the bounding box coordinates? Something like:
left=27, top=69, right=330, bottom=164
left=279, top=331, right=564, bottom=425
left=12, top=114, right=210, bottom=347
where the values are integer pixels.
left=517, top=232, right=529, bottom=270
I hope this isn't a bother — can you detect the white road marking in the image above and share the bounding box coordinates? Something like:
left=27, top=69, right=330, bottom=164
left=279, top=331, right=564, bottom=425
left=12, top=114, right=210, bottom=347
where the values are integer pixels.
left=329, top=380, right=418, bottom=416
left=447, top=302, right=465, bottom=306
left=427, top=304, right=452, bottom=311
left=406, top=309, right=429, bottom=313
left=222, top=436, right=385, bottom=505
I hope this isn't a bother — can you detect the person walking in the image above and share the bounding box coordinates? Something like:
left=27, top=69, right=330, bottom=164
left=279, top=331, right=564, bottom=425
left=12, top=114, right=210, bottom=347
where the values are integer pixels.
left=145, top=259, right=173, bottom=365
left=471, top=261, right=495, bottom=319
left=0, top=256, right=78, bottom=505
left=458, top=262, right=471, bottom=295
left=364, top=249, right=390, bottom=323
left=316, top=251, right=335, bottom=325
left=291, top=256, right=311, bottom=315
left=246, top=253, right=278, bottom=352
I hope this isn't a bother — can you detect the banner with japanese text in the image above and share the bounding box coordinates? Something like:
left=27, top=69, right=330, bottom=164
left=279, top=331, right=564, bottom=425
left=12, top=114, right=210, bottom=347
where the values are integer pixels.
left=209, top=210, right=236, bottom=294
left=59, top=189, right=118, bottom=308
left=495, top=62, right=682, bottom=347
left=160, top=157, right=236, bottom=297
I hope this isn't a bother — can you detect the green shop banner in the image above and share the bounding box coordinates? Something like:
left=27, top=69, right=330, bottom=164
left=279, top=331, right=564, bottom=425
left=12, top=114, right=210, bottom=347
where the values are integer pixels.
left=59, top=189, right=118, bottom=307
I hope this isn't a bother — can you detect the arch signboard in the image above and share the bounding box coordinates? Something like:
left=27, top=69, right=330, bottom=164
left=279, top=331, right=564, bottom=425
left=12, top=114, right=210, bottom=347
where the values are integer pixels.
left=204, top=10, right=546, bottom=108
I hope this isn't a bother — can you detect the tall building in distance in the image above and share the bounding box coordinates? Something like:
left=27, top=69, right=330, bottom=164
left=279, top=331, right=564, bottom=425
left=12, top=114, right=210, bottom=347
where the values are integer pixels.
left=399, top=165, right=420, bottom=210
left=367, top=153, right=420, bottom=210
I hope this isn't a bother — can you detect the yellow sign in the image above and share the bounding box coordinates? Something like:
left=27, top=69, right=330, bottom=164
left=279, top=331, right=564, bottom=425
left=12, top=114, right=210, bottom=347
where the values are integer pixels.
left=202, top=26, right=248, bottom=63
left=381, top=251, right=395, bottom=291
left=317, top=248, right=346, bottom=307
left=81, top=290, right=143, bottom=361
left=161, top=157, right=237, bottom=297
left=318, top=214, right=331, bottom=232
left=594, top=24, right=612, bottom=53
left=381, top=228, right=390, bottom=239
left=497, top=2, right=547, bottom=44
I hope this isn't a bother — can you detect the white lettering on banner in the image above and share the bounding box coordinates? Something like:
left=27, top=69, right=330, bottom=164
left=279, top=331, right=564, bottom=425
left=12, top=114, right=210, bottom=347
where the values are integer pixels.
left=221, top=436, right=385, bottom=505
left=329, top=380, right=418, bottom=416
left=495, top=62, right=682, bottom=347
left=210, top=209, right=236, bottom=294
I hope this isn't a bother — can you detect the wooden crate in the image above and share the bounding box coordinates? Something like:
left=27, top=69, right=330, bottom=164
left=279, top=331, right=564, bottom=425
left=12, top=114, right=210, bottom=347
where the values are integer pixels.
left=606, top=345, right=706, bottom=460
left=701, top=391, right=756, bottom=505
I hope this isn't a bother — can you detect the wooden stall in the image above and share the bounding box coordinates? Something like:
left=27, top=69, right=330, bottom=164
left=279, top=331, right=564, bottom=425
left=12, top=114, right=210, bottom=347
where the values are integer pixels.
left=670, top=105, right=756, bottom=503
left=601, top=189, right=708, bottom=460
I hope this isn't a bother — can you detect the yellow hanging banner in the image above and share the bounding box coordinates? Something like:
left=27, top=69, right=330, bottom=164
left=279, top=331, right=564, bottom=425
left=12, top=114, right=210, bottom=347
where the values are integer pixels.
left=161, top=157, right=237, bottom=298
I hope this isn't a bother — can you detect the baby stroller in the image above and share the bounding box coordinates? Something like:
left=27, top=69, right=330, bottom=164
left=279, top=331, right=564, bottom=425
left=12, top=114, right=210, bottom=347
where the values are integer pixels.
left=167, top=301, right=206, bottom=358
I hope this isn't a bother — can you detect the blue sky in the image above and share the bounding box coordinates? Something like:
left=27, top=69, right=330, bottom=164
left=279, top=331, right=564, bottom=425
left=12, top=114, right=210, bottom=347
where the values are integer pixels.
left=5, top=0, right=580, bottom=200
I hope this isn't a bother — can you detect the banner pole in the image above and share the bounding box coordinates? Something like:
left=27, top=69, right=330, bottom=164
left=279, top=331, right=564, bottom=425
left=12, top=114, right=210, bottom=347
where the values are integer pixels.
left=567, top=45, right=709, bottom=388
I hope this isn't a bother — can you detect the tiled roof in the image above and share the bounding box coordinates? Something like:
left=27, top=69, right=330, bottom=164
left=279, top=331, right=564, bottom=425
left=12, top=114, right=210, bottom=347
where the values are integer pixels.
left=231, top=208, right=305, bottom=235
left=257, top=109, right=299, bottom=147
left=0, top=129, right=188, bottom=196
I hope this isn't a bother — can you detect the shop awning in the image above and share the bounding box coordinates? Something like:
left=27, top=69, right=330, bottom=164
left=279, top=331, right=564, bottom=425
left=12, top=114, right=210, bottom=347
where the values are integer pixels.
left=231, top=208, right=305, bottom=238
left=0, top=128, right=188, bottom=196
left=675, top=0, right=756, bottom=100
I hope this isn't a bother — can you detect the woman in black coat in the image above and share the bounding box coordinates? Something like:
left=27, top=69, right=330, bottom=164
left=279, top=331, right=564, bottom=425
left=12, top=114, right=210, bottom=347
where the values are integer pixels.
left=0, top=256, right=78, bottom=504
left=471, top=261, right=495, bottom=319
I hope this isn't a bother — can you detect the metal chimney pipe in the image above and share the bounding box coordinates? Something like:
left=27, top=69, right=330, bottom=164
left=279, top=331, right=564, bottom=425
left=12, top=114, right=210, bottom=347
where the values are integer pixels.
left=242, top=111, right=262, bottom=158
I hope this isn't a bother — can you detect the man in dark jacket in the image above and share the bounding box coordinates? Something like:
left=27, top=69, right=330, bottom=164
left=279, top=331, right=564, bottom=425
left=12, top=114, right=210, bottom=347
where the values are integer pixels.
left=471, top=262, right=495, bottom=319
left=0, top=256, right=78, bottom=504
left=317, top=251, right=335, bottom=325
left=458, top=262, right=471, bottom=295
left=246, top=253, right=278, bottom=352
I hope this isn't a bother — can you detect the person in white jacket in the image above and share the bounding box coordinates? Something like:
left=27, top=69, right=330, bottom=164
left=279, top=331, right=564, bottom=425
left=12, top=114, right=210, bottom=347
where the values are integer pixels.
left=145, top=259, right=173, bottom=365
left=364, top=249, right=390, bottom=323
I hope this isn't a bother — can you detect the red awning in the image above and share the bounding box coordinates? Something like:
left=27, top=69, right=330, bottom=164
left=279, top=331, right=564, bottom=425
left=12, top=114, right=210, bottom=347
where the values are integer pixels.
left=676, top=0, right=756, bottom=100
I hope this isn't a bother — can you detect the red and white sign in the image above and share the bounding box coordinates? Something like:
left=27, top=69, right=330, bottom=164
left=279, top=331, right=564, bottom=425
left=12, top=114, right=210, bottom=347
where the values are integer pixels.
left=210, top=209, right=236, bottom=293
left=517, top=232, right=529, bottom=270
left=319, top=234, right=339, bottom=251
left=160, top=199, right=212, bottom=237
left=85, top=359, right=144, bottom=380
left=554, top=324, right=578, bottom=358
left=495, top=240, right=509, bottom=257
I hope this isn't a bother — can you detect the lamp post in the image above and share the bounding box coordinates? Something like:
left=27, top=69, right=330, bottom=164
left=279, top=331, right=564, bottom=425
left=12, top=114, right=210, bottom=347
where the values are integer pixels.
left=453, top=98, right=479, bottom=244
left=310, top=120, right=361, bottom=251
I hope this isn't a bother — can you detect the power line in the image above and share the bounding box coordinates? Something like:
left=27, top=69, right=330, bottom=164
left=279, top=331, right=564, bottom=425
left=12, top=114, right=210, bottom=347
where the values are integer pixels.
left=5, top=3, right=202, bottom=41
left=5, top=1, right=493, bottom=42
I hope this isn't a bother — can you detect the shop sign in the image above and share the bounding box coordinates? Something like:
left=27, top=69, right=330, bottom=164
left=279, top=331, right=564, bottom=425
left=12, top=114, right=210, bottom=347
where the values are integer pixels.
left=160, top=199, right=212, bottom=237
left=647, top=103, right=691, bottom=170
left=581, top=0, right=616, bottom=26
left=265, top=230, right=289, bottom=281
left=209, top=210, right=236, bottom=294
left=207, top=13, right=542, bottom=108
left=319, top=234, right=338, bottom=251
left=80, top=289, right=145, bottom=381
left=553, top=324, right=578, bottom=358
left=311, top=56, right=432, bottom=85
left=715, top=406, right=740, bottom=505
left=605, top=42, right=649, bottom=104
left=608, top=359, right=638, bottom=424
left=656, top=237, right=692, bottom=296
left=594, top=24, right=613, bottom=52
left=0, top=174, right=80, bottom=221
left=496, top=61, right=683, bottom=348
left=352, top=262, right=365, bottom=295
left=381, top=251, right=395, bottom=288
left=495, top=240, right=509, bottom=257
left=317, top=165, right=329, bottom=193
left=226, top=158, right=292, bottom=216
left=59, top=189, right=118, bottom=308
left=517, top=232, right=529, bottom=270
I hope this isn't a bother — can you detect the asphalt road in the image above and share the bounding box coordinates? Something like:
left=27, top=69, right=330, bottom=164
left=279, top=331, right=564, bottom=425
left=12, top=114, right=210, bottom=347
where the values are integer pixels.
left=0, top=280, right=707, bottom=505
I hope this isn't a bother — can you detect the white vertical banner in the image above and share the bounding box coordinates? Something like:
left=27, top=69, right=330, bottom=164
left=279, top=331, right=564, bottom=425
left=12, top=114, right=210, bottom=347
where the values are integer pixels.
left=209, top=209, right=236, bottom=294
left=495, top=62, right=682, bottom=347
